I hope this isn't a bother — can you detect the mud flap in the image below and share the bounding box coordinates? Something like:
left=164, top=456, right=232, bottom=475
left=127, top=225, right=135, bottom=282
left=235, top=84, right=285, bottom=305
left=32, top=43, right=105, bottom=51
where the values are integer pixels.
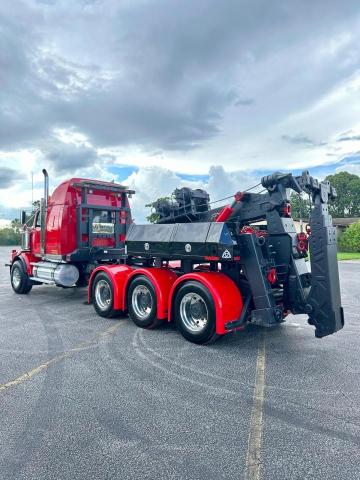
left=306, top=202, right=344, bottom=338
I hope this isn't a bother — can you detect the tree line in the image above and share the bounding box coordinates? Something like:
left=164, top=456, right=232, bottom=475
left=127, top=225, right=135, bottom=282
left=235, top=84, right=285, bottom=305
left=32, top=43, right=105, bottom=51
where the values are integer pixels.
left=0, top=202, right=39, bottom=246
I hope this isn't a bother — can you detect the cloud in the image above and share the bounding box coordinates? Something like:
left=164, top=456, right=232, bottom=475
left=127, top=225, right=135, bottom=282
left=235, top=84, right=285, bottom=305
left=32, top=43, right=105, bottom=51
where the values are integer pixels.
left=0, top=167, right=25, bottom=189
left=234, top=98, right=255, bottom=107
left=337, top=134, right=360, bottom=142
left=43, top=140, right=99, bottom=173
left=281, top=134, right=326, bottom=147
left=1, top=0, right=360, bottom=210
left=1, top=0, right=360, bottom=157
left=0, top=218, right=11, bottom=227
left=0, top=204, right=24, bottom=221
left=0, top=0, right=241, bottom=152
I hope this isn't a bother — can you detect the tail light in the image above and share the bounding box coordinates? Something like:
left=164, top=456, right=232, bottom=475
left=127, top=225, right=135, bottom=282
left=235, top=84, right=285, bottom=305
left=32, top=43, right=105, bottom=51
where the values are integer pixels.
left=282, top=202, right=291, bottom=217
left=297, top=232, right=308, bottom=253
left=267, top=267, right=277, bottom=284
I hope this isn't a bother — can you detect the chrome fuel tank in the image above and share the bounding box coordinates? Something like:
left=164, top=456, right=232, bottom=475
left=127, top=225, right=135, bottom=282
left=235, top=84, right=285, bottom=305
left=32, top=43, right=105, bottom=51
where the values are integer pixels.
left=32, top=261, right=79, bottom=287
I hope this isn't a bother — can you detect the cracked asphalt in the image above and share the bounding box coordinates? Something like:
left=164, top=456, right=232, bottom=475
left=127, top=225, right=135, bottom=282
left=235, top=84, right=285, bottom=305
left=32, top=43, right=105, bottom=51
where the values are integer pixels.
left=0, top=246, right=359, bottom=479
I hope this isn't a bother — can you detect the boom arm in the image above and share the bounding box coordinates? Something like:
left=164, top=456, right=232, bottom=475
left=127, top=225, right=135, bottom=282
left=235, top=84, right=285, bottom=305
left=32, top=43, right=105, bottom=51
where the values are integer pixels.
left=296, top=172, right=344, bottom=337
left=259, top=170, right=344, bottom=337
left=256, top=171, right=344, bottom=337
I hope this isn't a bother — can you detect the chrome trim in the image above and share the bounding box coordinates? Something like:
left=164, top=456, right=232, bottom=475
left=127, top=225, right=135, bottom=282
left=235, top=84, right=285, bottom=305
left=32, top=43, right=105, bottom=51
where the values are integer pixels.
left=179, top=293, right=208, bottom=333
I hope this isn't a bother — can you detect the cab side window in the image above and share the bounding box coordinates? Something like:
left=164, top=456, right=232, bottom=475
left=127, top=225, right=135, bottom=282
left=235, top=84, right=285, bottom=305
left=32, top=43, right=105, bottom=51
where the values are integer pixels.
left=34, top=210, right=41, bottom=228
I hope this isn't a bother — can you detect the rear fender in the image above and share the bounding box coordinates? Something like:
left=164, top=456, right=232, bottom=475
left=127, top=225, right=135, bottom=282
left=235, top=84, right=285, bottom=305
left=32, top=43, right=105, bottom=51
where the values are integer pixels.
left=168, top=272, right=243, bottom=335
left=125, top=268, right=178, bottom=319
left=88, top=265, right=132, bottom=310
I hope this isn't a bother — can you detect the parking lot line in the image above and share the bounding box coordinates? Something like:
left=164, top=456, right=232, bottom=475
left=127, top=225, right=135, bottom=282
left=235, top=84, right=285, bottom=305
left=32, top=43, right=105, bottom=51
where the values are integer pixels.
left=244, top=330, right=266, bottom=480
left=0, top=322, right=122, bottom=394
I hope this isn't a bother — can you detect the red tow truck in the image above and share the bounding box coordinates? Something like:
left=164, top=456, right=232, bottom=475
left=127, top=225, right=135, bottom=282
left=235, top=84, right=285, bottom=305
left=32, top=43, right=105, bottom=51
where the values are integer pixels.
left=8, top=169, right=344, bottom=344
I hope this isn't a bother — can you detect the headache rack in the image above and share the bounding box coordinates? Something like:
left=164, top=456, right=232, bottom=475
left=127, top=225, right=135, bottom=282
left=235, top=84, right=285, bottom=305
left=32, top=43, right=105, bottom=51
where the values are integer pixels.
left=72, top=180, right=134, bottom=254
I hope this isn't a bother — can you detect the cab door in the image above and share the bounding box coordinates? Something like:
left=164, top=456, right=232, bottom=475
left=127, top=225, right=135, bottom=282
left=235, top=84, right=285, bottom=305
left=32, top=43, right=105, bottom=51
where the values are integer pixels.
left=31, top=210, right=41, bottom=256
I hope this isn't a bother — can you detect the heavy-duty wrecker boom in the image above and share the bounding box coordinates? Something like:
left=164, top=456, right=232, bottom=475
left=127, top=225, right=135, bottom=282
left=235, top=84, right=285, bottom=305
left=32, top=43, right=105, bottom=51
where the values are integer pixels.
left=8, top=169, right=344, bottom=344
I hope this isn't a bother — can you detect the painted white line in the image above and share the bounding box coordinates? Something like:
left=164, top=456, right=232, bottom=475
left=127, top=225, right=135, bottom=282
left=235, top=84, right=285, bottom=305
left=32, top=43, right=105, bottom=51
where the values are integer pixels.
left=245, top=330, right=266, bottom=480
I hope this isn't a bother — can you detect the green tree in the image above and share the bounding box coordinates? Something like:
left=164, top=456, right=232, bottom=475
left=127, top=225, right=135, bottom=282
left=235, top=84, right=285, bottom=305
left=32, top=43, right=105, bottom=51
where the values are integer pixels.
left=338, top=221, right=360, bottom=252
left=146, top=211, right=161, bottom=223
left=0, top=199, right=40, bottom=246
left=145, top=197, right=170, bottom=223
left=290, top=192, right=311, bottom=220
left=0, top=227, right=21, bottom=246
left=11, top=218, right=22, bottom=233
left=325, top=171, right=360, bottom=217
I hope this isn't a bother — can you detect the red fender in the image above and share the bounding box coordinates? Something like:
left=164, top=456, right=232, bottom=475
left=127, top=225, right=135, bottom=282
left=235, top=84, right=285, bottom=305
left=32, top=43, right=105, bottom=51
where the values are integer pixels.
left=13, top=251, right=37, bottom=275
left=88, top=264, right=133, bottom=310
left=125, top=268, right=178, bottom=319
left=168, top=272, right=243, bottom=335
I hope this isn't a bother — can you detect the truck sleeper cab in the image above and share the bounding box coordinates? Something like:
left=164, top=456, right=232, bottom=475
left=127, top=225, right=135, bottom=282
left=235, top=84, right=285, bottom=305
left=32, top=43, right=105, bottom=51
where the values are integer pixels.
left=9, top=170, right=133, bottom=292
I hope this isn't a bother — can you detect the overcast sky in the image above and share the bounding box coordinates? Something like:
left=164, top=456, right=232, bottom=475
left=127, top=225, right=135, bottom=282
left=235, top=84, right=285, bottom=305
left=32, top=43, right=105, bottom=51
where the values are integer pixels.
left=0, top=0, right=360, bottom=222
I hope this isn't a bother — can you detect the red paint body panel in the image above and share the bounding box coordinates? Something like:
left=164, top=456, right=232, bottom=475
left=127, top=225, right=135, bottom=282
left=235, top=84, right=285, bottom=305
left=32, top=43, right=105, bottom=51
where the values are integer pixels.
left=126, top=268, right=178, bottom=319
left=88, top=264, right=133, bottom=310
left=11, top=250, right=38, bottom=275
left=88, top=265, right=178, bottom=317
left=168, top=272, right=243, bottom=334
left=215, top=205, right=234, bottom=222
left=88, top=266, right=243, bottom=335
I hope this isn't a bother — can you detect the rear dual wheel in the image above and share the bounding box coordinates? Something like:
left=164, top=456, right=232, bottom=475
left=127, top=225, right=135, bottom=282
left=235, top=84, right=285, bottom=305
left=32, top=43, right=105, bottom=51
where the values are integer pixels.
left=174, top=281, right=217, bottom=344
left=128, top=277, right=216, bottom=343
left=92, top=272, right=118, bottom=318
left=127, top=276, right=162, bottom=329
left=92, top=273, right=162, bottom=330
left=92, top=272, right=217, bottom=344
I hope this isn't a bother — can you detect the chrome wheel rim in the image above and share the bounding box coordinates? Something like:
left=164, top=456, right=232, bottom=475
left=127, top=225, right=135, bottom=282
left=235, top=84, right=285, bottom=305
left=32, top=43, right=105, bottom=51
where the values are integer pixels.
left=180, top=293, right=208, bottom=333
left=12, top=268, right=21, bottom=289
left=95, top=279, right=112, bottom=311
left=132, top=285, right=153, bottom=319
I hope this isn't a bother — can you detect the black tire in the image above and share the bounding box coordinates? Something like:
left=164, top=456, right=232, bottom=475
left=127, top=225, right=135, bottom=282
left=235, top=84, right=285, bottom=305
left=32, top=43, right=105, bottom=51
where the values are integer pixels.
left=92, top=272, right=118, bottom=318
left=11, top=260, right=32, bottom=294
left=174, top=281, right=217, bottom=344
left=127, top=275, right=161, bottom=329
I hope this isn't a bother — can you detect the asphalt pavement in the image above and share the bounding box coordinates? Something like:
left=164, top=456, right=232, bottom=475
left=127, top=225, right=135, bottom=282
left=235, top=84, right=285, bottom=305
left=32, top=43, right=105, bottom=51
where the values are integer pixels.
left=0, top=246, right=359, bottom=479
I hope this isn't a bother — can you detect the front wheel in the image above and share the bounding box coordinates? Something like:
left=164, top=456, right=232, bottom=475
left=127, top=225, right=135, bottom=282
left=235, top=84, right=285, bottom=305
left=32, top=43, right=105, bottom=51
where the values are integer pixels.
left=174, top=281, right=217, bottom=344
left=11, top=260, right=32, bottom=294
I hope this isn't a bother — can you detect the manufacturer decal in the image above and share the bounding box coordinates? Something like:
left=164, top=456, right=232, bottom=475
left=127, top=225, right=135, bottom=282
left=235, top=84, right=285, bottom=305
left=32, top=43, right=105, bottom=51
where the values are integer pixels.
left=92, top=222, right=114, bottom=234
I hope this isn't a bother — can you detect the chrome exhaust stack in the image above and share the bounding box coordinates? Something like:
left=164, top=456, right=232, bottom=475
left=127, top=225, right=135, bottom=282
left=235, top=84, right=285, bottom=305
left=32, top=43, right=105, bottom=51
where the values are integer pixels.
left=40, top=169, right=49, bottom=256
